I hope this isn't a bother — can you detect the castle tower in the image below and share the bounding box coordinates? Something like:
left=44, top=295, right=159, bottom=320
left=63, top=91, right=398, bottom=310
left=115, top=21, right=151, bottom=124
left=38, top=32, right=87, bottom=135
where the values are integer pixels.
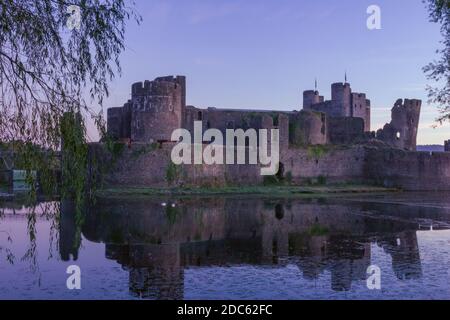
left=331, top=82, right=352, bottom=117
left=391, top=99, right=421, bottom=151
left=350, top=92, right=371, bottom=132
left=130, top=76, right=186, bottom=142
left=365, top=99, right=371, bottom=132
left=303, top=90, right=323, bottom=109
left=291, top=110, right=328, bottom=146
left=444, top=140, right=450, bottom=152
left=376, top=99, right=421, bottom=151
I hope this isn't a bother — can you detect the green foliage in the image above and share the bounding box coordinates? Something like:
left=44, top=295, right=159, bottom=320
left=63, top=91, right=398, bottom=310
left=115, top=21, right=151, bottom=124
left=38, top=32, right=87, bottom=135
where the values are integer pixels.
left=271, top=113, right=279, bottom=125
left=60, top=112, right=88, bottom=207
left=317, top=175, right=327, bottom=185
left=0, top=0, right=141, bottom=199
left=106, top=140, right=125, bottom=160
left=307, top=145, right=330, bottom=159
left=309, top=224, right=329, bottom=236
left=166, top=162, right=180, bottom=185
left=423, top=0, right=449, bottom=123
left=109, top=228, right=125, bottom=244
left=0, top=0, right=140, bottom=266
left=131, top=143, right=159, bottom=159
left=166, top=205, right=179, bottom=225
left=285, top=171, right=293, bottom=184
left=289, top=122, right=304, bottom=146
left=303, top=175, right=327, bottom=186
left=263, top=175, right=280, bottom=186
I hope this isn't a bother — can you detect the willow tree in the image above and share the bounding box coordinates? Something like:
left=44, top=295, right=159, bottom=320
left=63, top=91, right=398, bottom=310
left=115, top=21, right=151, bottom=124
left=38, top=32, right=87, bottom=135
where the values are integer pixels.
left=423, top=0, right=450, bottom=123
left=0, top=0, right=140, bottom=201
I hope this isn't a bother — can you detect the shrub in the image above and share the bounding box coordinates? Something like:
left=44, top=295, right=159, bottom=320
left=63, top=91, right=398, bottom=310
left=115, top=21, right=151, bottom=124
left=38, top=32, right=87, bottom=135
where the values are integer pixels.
left=166, top=162, right=179, bottom=185
left=317, top=175, right=327, bottom=185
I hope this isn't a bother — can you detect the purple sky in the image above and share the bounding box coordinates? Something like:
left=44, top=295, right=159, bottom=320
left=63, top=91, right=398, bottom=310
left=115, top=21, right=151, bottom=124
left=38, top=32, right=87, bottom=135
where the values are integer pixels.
left=86, top=0, right=449, bottom=145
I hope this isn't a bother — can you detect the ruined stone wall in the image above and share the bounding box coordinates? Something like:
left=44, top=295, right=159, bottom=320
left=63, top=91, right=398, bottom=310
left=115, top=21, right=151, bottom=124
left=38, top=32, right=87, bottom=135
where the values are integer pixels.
left=328, top=117, right=366, bottom=145
left=88, top=141, right=450, bottom=191
left=184, top=107, right=270, bottom=134
left=89, top=142, right=263, bottom=188
left=289, top=110, right=327, bottom=145
left=307, top=100, right=342, bottom=117
left=365, top=104, right=371, bottom=133
left=282, top=146, right=368, bottom=185
left=183, top=107, right=290, bottom=151
left=365, top=147, right=450, bottom=191
left=106, top=107, right=123, bottom=139
left=376, top=99, right=421, bottom=151
left=351, top=93, right=371, bottom=132
left=107, top=102, right=132, bottom=140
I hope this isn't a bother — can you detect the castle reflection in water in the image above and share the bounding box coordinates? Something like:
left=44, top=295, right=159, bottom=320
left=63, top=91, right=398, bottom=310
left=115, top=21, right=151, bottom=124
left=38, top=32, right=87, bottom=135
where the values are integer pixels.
left=58, top=197, right=444, bottom=299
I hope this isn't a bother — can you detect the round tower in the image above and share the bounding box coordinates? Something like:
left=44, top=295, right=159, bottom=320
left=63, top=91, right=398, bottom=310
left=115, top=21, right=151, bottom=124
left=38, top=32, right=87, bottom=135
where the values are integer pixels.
left=291, top=110, right=327, bottom=145
left=331, top=82, right=352, bottom=116
left=131, top=76, right=186, bottom=142
left=303, top=90, right=321, bottom=109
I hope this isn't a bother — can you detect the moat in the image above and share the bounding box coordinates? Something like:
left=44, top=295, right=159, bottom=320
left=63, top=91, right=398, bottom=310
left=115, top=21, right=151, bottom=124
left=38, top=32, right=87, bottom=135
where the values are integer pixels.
left=1, top=192, right=450, bottom=300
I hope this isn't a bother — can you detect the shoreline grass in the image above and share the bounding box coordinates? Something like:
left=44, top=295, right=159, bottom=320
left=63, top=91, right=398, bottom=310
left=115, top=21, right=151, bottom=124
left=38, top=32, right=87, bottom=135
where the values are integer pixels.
left=96, top=184, right=400, bottom=199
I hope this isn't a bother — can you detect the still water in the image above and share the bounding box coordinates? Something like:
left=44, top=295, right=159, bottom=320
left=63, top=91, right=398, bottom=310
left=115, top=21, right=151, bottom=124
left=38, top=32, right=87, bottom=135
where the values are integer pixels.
left=1, top=193, right=450, bottom=300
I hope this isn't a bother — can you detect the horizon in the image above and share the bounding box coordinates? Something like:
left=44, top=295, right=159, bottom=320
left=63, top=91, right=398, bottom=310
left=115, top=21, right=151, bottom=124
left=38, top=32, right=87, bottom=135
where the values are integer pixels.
left=85, top=0, right=449, bottom=145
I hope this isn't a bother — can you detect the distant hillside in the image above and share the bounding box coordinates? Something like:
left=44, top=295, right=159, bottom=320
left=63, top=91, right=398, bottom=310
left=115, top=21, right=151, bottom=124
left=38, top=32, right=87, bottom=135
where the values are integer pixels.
left=417, top=145, right=445, bottom=152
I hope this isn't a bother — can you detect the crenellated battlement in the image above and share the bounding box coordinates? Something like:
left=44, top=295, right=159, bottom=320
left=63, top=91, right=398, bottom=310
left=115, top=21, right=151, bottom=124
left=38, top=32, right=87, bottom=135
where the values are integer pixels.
left=107, top=76, right=423, bottom=153
left=303, top=82, right=370, bottom=132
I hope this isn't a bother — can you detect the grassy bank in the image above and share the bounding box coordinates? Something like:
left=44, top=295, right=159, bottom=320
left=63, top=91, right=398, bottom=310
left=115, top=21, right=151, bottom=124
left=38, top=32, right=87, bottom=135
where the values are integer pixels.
left=96, top=184, right=399, bottom=199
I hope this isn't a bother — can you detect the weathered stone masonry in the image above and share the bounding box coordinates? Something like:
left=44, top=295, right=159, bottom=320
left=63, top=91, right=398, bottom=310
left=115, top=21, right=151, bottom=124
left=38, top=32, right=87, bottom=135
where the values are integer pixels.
left=91, top=142, right=450, bottom=191
left=97, top=75, right=450, bottom=191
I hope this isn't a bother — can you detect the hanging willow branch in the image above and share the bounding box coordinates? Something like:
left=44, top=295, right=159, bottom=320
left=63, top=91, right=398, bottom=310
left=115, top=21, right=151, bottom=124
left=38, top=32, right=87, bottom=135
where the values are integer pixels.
left=0, top=0, right=141, bottom=201
left=423, top=0, right=450, bottom=124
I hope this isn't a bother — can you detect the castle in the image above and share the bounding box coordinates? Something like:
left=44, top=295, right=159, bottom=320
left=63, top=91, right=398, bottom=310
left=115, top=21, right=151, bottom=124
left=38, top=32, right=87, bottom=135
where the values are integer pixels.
left=107, top=75, right=421, bottom=151
left=94, top=76, right=450, bottom=191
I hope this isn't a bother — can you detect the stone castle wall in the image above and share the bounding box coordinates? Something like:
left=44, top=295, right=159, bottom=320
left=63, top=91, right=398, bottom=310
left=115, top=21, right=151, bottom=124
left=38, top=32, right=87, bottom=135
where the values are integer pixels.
left=89, top=142, right=450, bottom=191
left=281, top=146, right=368, bottom=185
left=365, top=147, right=450, bottom=191
left=89, top=142, right=263, bottom=188
left=183, top=107, right=290, bottom=150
